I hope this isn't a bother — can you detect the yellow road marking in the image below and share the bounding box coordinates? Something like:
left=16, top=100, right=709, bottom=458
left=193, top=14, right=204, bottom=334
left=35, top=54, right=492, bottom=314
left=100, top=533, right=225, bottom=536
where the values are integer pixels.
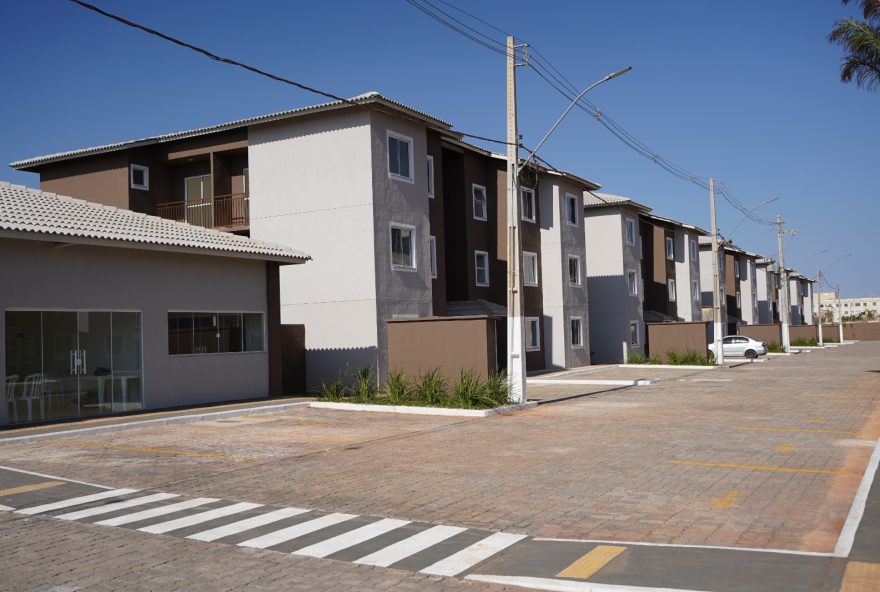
left=711, top=490, right=742, bottom=510
left=736, top=426, right=869, bottom=436
left=777, top=443, right=796, bottom=453
left=840, top=561, right=880, bottom=592
left=810, top=416, right=826, bottom=424
left=0, top=481, right=65, bottom=497
left=557, top=545, right=626, bottom=580
left=668, top=460, right=858, bottom=476
left=50, top=440, right=258, bottom=461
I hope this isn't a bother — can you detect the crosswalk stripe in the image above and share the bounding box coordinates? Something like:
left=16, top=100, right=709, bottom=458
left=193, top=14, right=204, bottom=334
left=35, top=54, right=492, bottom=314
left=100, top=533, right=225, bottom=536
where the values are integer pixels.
left=138, top=502, right=262, bottom=534
left=238, top=512, right=356, bottom=549
left=95, top=497, right=218, bottom=526
left=56, top=493, right=180, bottom=520
left=187, top=507, right=309, bottom=542
left=420, top=532, right=527, bottom=576
left=293, top=518, right=410, bottom=558
left=355, top=524, right=467, bottom=567
left=0, top=504, right=13, bottom=511
left=15, top=488, right=138, bottom=515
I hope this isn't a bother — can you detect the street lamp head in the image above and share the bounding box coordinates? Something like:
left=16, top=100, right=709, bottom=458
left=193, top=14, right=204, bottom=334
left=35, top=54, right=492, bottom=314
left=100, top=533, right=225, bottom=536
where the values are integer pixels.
left=605, top=66, right=633, bottom=81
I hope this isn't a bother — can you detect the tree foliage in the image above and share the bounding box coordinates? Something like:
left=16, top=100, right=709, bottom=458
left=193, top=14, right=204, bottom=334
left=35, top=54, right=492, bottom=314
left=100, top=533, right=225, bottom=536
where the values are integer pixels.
left=829, top=0, right=880, bottom=91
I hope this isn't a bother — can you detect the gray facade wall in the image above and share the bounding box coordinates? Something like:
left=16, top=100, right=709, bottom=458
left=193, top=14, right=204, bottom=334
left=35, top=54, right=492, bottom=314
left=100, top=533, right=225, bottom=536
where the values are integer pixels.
left=0, top=238, right=270, bottom=423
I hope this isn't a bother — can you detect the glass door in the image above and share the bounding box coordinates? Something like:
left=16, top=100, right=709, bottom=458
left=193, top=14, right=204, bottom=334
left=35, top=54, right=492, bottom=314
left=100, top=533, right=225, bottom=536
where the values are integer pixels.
left=110, top=312, right=143, bottom=412
left=78, top=311, right=113, bottom=418
left=41, top=311, right=80, bottom=422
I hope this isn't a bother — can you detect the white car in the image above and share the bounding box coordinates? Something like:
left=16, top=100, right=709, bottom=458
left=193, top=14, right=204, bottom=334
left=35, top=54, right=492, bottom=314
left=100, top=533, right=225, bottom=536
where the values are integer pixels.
left=709, top=335, right=767, bottom=359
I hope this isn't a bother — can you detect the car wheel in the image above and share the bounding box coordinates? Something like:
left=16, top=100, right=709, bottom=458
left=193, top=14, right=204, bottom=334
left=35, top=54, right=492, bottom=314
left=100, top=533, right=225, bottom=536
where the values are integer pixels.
left=745, top=350, right=757, bottom=359
left=708, top=350, right=715, bottom=361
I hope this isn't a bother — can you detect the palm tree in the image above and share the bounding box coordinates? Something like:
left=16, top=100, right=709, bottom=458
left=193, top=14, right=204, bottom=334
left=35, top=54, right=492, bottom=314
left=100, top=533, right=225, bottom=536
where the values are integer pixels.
left=829, top=0, right=880, bottom=91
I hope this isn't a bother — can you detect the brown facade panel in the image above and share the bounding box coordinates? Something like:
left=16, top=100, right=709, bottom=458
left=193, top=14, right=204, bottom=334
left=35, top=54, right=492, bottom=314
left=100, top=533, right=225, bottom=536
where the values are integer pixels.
left=821, top=323, right=880, bottom=341
left=38, top=153, right=129, bottom=209
left=266, top=262, right=283, bottom=396
left=740, top=324, right=783, bottom=345
left=281, top=324, right=306, bottom=394
left=646, top=322, right=710, bottom=362
left=789, top=325, right=818, bottom=342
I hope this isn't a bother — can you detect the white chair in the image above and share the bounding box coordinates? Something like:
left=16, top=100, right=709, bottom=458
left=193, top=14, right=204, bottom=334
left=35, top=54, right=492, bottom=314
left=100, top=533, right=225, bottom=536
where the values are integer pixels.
left=21, top=374, right=45, bottom=423
left=5, top=375, right=19, bottom=423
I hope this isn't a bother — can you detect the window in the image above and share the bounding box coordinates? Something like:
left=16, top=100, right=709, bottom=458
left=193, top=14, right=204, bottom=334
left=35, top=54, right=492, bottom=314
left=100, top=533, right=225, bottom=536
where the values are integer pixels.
left=525, top=317, right=540, bottom=351
left=521, top=188, right=536, bottom=222
left=568, top=255, right=581, bottom=286
left=625, top=218, right=636, bottom=245
left=629, top=321, right=640, bottom=346
left=168, top=312, right=263, bottom=355
left=243, top=168, right=249, bottom=195
left=475, top=251, right=490, bottom=286
left=130, top=164, right=149, bottom=190
left=429, top=236, right=437, bottom=278
left=736, top=292, right=742, bottom=309
left=639, top=236, right=644, bottom=260
left=387, top=131, right=413, bottom=181
left=627, top=270, right=638, bottom=296
left=426, top=155, right=434, bottom=197
left=734, top=260, right=741, bottom=279
left=665, top=236, right=674, bottom=260
left=472, top=185, right=488, bottom=220
left=570, top=317, right=584, bottom=348
left=690, top=239, right=698, bottom=262
left=523, top=251, right=538, bottom=286
left=668, top=278, right=677, bottom=302
left=565, top=193, right=579, bottom=226
left=390, top=223, right=416, bottom=269
left=692, top=280, right=700, bottom=301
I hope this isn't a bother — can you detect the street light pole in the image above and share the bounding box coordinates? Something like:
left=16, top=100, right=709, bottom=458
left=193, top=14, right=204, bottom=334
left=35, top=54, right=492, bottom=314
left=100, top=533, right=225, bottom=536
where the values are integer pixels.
left=710, top=178, right=724, bottom=365
left=837, top=284, right=844, bottom=342
left=775, top=215, right=794, bottom=353
left=724, top=196, right=778, bottom=241
left=817, top=267, right=824, bottom=346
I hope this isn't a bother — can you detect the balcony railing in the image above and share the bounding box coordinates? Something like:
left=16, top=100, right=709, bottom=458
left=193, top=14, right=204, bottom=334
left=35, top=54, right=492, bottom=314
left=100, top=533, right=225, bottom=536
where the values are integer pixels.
left=156, top=193, right=249, bottom=230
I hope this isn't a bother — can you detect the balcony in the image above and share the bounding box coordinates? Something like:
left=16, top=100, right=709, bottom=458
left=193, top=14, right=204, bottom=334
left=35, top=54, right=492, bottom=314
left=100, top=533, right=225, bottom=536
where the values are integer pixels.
left=156, top=193, right=249, bottom=231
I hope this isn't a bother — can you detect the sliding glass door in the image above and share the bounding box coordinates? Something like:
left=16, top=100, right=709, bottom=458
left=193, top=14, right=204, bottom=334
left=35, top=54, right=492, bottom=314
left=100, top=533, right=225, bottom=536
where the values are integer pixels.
left=4, top=310, right=142, bottom=424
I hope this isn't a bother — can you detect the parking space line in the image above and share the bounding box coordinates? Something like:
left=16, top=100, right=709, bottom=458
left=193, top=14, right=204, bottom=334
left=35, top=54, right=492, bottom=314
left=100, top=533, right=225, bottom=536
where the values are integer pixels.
left=0, top=481, right=65, bottom=497
left=50, top=440, right=259, bottom=461
left=420, top=532, right=528, bottom=576
left=710, top=490, right=742, bottom=510
left=293, top=518, right=411, bottom=558
left=776, top=443, right=796, bottom=453
left=467, top=574, right=705, bottom=591
left=556, top=544, right=626, bottom=579
left=0, top=465, right=112, bottom=489
left=839, top=562, right=880, bottom=592
left=668, top=460, right=857, bottom=476
left=0, top=504, right=13, bottom=511
left=355, top=524, right=467, bottom=566
left=16, top=488, right=138, bottom=515
left=735, top=427, right=868, bottom=436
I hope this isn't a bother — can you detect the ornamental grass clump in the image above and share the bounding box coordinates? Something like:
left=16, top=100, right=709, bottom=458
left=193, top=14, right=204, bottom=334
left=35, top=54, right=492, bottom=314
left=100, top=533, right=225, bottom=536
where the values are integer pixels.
left=383, top=370, right=412, bottom=405
left=414, top=369, right=448, bottom=407
left=666, top=349, right=711, bottom=366
left=352, top=366, right=376, bottom=403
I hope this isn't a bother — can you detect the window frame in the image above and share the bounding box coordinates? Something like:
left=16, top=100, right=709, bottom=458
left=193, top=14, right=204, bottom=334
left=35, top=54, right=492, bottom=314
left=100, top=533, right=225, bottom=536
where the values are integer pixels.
left=523, top=251, right=539, bottom=287
left=564, top=193, right=579, bottom=226
left=665, top=236, right=675, bottom=260
left=390, top=222, right=417, bottom=271
left=428, top=235, right=437, bottom=279
left=627, top=269, right=638, bottom=296
left=130, top=164, right=149, bottom=191
left=629, top=321, right=640, bottom=347
left=387, top=130, right=414, bottom=183
left=736, top=291, right=742, bottom=309
left=568, top=255, right=582, bottom=287
left=521, top=187, right=536, bottom=222
left=167, top=311, right=265, bottom=356
left=690, top=239, right=698, bottom=262
left=525, top=317, right=541, bottom=351
left=692, top=280, right=700, bottom=301
left=625, top=217, right=637, bottom=246
left=426, top=155, right=434, bottom=198
left=570, top=317, right=584, bottom=349
left=474, top=250, right=490, bottom=287
left=472, top=184, right=488, bottom=221
left=668, top=278, right=677, bottom=302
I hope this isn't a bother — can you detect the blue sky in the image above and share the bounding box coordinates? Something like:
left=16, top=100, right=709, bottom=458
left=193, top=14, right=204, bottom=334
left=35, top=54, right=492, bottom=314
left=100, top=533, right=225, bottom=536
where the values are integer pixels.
left=1, top=1, right=876, bottom=296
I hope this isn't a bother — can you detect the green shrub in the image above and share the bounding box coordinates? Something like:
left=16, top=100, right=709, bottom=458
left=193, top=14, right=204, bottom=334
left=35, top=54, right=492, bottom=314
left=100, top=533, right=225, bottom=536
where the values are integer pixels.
left=627, top=351, right=646, bottom=364
left=383, top=370, right=412, bottom=405
left=414, top=369, right=448, bottom=406
left=666, top=349, right=711, bottom=365
left=483, top=372, right=512, bottom=407
left=318, top=377, right=346, bottom=401
left=352, top=366, right=376, bottom=403
left=766, top=341, right=785, bottom=353
left=791, top=337, right=819, bottom=347
left=646, top=355, right=663, bottom=365
left=451, top=371, right=489, bottom=409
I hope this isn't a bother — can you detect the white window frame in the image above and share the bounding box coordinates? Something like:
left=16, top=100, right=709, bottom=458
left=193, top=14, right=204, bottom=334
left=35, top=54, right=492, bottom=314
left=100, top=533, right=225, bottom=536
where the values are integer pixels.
left=525, top=317, right=541, bottom=351
left=692, top=280, right=700, bottom=301
left=390, top=222, right=417, bottom=271
left=570, top=317, right=584, bottom=349
left=130, top=164, right=149, bottom=191
left=523, top=251, right=539, bottom=287
left=472, top=184, right=488, bottom=221
left=474, top=250, right=490, bottom=287
left=668, top=278, right=677, bottom=302
left=736, top=291, right=742, bottom=309
left=568, top=255, right=582, bottom=286
left=565, top=193, right=579, bottom=226
left=627, top=269, right=638, bottom=296
left=428, top=235, right=437, bottom=279
left=625, top=217, right=637, bottom=246
left=690, top=239, right=697, bottom=262
left=387, top=130, right=414, bottom=183
left=629, top=321, right=640, bottom=346
left=735, top=259, right=741, bottom=279
left=426, top=155, right=434, bottom=198
left=665, top=236, right=674, bottom=260
left=521, top=187, right=536, bottom=222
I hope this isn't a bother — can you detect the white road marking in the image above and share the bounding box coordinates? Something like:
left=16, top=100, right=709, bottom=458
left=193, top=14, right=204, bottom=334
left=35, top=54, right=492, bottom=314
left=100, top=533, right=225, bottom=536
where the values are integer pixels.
left=835, top=434, right=880, bottom=557
left=0, top=465, right=112, bottom=489
left=138, top=502, right=262, bottom=534
left=238, top=512, right=356, bottom=549
left=533, top=537, right=833, bottom=557
left=0, top=504, right=13, bottom=511
left=420, top=532, right=527, bottom=576
left=95, top=497, right=217, bottom=526
left=293, top=518, right=410, bottom=558
left=56, top=493, right=179, bottom=520
left=466, top=574, right=708, bottom=592
left=16, top=488, right=138, bottom=515
left=355, top=524, right=467, bottom=567
left=188, top=507, right=309, bottom=542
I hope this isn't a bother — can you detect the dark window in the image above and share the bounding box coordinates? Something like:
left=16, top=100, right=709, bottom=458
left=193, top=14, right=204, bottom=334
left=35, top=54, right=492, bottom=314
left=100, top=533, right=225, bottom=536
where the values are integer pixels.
left=168, top=312, right=263, bottom=355
left=168, top=313, right=194, bottom=355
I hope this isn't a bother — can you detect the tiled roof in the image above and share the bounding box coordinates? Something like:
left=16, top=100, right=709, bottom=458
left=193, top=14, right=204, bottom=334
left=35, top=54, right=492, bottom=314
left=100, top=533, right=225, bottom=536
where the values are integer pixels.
left=583, top=191, right=651, bottom=211
left=0, top=182, right=310, bottom=264
left=10, top=92, right=454, bottom=170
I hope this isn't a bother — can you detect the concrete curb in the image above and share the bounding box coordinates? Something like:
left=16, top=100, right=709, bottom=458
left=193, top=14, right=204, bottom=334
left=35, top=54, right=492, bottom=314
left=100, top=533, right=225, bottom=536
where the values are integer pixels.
left=0, top=401, right=312, bottom=446
left=528, top=378, right=657, bottom=386
left=309, top=401, right=538, bottom=417
left=616, top=363, right=717, bottom=371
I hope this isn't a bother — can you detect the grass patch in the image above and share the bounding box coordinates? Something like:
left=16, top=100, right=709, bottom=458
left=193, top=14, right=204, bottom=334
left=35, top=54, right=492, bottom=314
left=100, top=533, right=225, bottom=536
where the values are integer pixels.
left=666, top=349, right=713, bottom=365
left=791, top=337, right=820, bottom=347
left=767, top=341, right=785, bottom=353
left=627, top=351, right=662, bottom=365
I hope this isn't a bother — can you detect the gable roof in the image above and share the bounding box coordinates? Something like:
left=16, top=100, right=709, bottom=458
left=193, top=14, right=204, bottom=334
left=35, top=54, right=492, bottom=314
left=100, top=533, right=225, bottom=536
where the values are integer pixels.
left=0, top=182, right=310, bottom=264
left=583, top=191, right=651, bottom=212
left=11, top=92, right=454, bottom=171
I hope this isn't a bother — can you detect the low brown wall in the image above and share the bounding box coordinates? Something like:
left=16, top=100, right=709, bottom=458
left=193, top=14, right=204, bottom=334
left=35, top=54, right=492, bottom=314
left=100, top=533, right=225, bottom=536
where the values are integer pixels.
left=646, top=322, right=710, bottom=362
left=822, top=322, right=880, bottom=341
left=387, top=316, right=497, bottom=383
left=281, top=324, right=306, bottom=394
left=740, top=324, right=782, bottom=345
left=789, top=325, right=818, bottom=343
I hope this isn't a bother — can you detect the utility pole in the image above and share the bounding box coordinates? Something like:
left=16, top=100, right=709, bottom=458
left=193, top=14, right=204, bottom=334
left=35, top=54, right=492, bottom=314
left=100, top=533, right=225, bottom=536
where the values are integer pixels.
left=817, top=268, right=823, bottom=346
left=837, top=284, right=844, bottom=343
left=776, top=215, right=793, bottom=353
left=709, top=178, right=724, bottom=365
left=505, top=35, right=526, bottom=403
